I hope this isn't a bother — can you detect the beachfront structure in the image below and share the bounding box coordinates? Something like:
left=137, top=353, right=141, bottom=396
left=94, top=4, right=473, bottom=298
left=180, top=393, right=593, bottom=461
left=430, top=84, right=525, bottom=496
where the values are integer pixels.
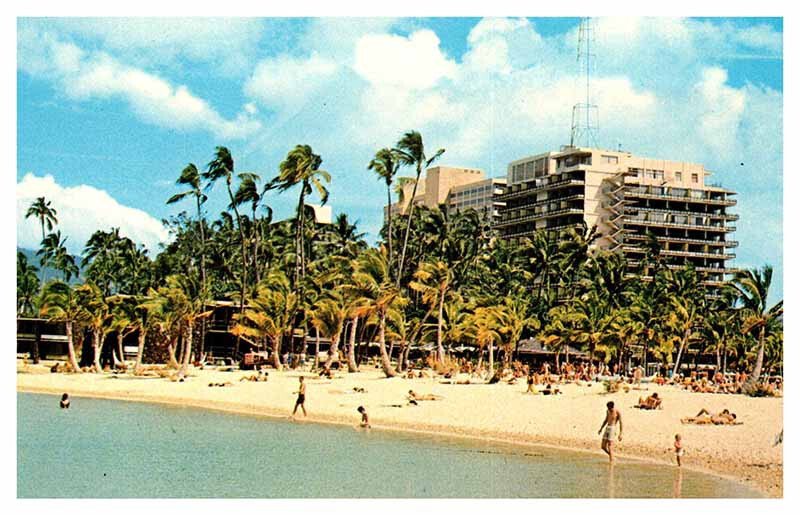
left=385, top=165, right=507, bottom=223
left=497, top=146, right=738, bottom=287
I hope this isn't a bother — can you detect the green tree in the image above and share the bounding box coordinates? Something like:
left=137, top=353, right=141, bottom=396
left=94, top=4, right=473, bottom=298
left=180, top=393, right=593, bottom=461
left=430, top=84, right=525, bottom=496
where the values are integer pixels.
left=39, top=281, right=88, bottom=372
left=350, top=247, right=405, bottom=377
left=166, top=163, right=209, bottom=300
left=393, top=131, right=444, bottom=287
left=269, top=144, right=330, bottom=289
left=38, top=231, right=79, bottom=282
left=25, top=196, right=58, bottom=282
left=17, top=252, right=40, bottom=316
left=730, top=265, right=783, bottom=388
left=368, top=148, right=401, bottom=270
left=409, top=260, right=453, bottom=363
left=233, top=271, right=298, bottom=370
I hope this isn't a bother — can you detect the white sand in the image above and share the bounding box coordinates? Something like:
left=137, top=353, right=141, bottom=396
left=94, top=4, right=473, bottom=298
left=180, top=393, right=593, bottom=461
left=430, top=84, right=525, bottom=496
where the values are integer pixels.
left=17, top=361, right=783, bottom=497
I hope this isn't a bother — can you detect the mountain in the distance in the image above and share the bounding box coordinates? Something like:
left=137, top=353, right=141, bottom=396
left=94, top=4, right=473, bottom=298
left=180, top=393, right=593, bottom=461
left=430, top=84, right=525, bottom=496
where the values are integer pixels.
left=17, top=247, right=83, bottom=284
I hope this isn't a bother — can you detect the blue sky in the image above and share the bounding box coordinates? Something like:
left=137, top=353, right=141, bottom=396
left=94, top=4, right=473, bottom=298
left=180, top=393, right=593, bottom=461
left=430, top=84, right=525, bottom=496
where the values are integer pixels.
left=16, top=17, right=783, bottom=302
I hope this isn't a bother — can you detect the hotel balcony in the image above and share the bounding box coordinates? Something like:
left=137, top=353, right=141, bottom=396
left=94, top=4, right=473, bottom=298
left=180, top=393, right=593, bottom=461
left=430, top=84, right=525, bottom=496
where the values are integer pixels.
left=500, top=177, right=585, bottom=201
left=625, top=218, right=735, bottom=233
left=623, top=233, right=738, bottom=248
left=622, top=246, right=735, bottom=260
left=495, top=207, right=585, bottom=228
left=503, top=193, right=585, bottom=213
left=501, top=222, right=584, bottom=239
left=625, top=186, right=737, bottom=206
left=625, top=206, right=737, bottom=221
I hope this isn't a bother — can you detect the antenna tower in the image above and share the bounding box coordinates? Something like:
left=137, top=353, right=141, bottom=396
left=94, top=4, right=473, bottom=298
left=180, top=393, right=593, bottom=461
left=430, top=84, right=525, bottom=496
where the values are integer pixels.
left=569, top=17, right=599, bottom=148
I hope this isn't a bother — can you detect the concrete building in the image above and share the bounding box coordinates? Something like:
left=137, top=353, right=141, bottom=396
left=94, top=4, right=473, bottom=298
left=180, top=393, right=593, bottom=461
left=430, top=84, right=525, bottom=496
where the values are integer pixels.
left=446, top=177, right=507, bottom=224
left=385, top=165, right=506, bottom=224
left=497, top=146, right=738, bottom=287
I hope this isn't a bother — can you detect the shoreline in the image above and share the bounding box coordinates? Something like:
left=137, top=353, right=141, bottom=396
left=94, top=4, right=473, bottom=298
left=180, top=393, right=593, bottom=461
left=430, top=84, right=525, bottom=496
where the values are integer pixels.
left=16, top=366, right=782, bottom=497
left=16, top=384, right=763, bottom=497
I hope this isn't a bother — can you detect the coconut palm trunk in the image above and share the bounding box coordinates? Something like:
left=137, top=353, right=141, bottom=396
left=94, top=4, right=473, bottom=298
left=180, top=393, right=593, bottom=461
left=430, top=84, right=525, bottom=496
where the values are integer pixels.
left=324, top=332, right=341, bottom=372
left=347, top=316, right=359, bottom=372
left=745, top=325, right=767, bottom=389
left=436, top=294, right=445, bottom=363
left=396, top=171, right=421, bottom=288
left=92, top=330, right=103, bottom=372
left=179, top=322, right=193, bottom=375
left=272, top=335, right=283, bottom=370
left=167, top=339, right=180, bottom=369
left=116, top=332, right=126, bottom=366
left=488, top=340, right=495, bottom=374
left=671, top=328, right=691, bottom=377
left=314, top=327, right=321, bottom=371
left=65, top=321, right=80, bottom=372
left=378, top=311, right=397, bottom=377
left=134, top=328, right=146, bottom=373
left=386, top=185, right=393, bottom=269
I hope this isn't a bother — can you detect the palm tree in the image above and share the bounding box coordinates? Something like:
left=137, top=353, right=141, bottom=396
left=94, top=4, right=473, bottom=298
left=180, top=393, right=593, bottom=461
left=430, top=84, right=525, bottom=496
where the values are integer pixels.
left=38, top=231, right=79, bottom=282
left=39, top=281, right=87, bottom=372
left=409, top=260, right=453, bottom=363
left=269, top=144, right=330, bottom=289
left=76, top=282, right=110, bottom=372
left=664, top=295, right=703, bottom=377
left=349, top=247, right=405, bottom=377
left=233, top=172, right=270, bottom=285
left=393, top=131, right=445, bottom=287
left=26, top=196, right=58, bottom=282
left=493, top=294, right=540, bottom=366
left=465, top=306, right=503, bottom=373
left=310, top=291, right=350, bottom=373
left=567, top=293, right=619, bottom=362
left=368, top=148, right=400, bottom=270
left=730, top=265, right=783, bottom=389
left=17, top=252, right=40, bottom=316
left=233, top=271, right=298, bottom=370
left=203, top=147, right=250, bottom=358
left=148, top=274, right=209, bottom=375
left=166, top=163, right=209, bottom=300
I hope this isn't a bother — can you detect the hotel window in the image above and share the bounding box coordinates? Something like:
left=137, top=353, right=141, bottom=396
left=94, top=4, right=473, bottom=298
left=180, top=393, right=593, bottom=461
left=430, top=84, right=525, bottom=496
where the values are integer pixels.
left=535, top=159, right=546, bottom=177
left=601, top=155, right=619, bottom=165
left=691, top=173, right=699, bottom=183
left=675, top=172, right=682, bottom=182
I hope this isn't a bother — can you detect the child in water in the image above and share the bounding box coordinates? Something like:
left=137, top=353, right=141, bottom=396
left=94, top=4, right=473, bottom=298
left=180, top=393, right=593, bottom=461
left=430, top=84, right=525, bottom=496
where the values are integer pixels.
left=674, top=434, right=683, bottom=467
left=357, top=406, right=370, bottom=428
left=60, top=393, right=70, bottom=409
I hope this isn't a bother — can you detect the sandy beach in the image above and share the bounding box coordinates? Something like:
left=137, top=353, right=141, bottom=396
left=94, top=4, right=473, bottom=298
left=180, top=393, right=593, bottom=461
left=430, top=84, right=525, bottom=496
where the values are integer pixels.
left=17, top=361, right=783, bottom=497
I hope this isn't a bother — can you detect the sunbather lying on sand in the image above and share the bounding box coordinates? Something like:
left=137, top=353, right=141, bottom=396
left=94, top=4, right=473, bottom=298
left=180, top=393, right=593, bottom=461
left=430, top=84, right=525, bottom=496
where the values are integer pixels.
left=208, top=382, right=232, bottom=387
left=681, top=408, right=741, bottom=425
left=407, top=390, right=443, bottom=404
left=635, top=392, right=662, bottom=410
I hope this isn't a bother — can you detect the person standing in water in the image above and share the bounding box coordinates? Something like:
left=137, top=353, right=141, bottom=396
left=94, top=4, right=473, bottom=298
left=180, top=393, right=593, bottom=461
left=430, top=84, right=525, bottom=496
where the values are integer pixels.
left=291, top=376, right=307, bottom=418
left=598, top=400, right=623, bottom=462
left=357, top=406, right=370, bottom=428
left=60, top=393, right=70, bottom=409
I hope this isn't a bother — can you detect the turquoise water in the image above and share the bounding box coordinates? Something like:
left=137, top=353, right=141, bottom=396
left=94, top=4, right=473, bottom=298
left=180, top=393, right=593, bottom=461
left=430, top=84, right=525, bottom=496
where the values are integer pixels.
left=17, top=393, right=759, bottom=498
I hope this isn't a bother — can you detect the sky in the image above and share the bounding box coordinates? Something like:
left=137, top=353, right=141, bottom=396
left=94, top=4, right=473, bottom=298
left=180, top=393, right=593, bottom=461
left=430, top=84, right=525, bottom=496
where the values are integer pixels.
left=16, top=16, right=783, bottom=302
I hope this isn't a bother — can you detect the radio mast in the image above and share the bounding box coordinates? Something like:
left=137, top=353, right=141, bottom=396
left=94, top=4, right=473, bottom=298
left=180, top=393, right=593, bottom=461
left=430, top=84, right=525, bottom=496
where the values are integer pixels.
left=569, top=17, right=599, bottom=148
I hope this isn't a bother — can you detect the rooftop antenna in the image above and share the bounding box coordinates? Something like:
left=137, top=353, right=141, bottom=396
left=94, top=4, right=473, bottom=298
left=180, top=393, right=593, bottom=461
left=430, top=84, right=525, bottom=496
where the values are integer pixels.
left=569, top=17, right=599, bottom=148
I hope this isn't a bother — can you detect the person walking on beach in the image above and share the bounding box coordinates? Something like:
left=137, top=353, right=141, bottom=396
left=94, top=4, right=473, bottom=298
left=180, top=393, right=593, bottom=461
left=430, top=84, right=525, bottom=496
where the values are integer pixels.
left=598, top=401, right=622, bottom=462
left=60, top=393, right=70, bottom=409
left=674, top=434, right=684, bottom=467
left=292, top=376, right=307, bottom=418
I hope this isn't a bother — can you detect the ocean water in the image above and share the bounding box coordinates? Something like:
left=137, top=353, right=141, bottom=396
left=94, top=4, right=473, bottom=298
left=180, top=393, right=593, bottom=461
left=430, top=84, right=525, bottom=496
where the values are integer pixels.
left=17, top=392, right=759, bottom=498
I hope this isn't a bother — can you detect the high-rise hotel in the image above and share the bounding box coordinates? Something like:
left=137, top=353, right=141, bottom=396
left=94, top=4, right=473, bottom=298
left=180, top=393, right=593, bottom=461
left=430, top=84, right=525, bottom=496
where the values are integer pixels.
left=496, top=146, right=738, bottom=287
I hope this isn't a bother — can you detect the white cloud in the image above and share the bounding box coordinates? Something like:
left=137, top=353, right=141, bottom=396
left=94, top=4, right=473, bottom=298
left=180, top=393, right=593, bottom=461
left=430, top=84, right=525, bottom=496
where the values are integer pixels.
left=23, top=18, right=266, bottom=74
left=354, top=30, right=457, bottom=90
left=18, top=29, right=260, bottom=140
left=17, top=173, right=170, bottom=255
left=244, top=53, right=339, bottom=109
